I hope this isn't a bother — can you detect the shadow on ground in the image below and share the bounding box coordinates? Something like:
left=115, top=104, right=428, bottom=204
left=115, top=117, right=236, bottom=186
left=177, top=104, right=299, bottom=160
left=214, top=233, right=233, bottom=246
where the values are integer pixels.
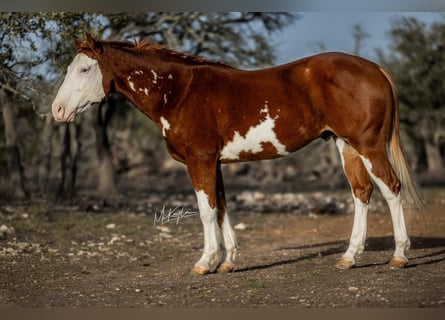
left=235, top=236, right=445, bottom=272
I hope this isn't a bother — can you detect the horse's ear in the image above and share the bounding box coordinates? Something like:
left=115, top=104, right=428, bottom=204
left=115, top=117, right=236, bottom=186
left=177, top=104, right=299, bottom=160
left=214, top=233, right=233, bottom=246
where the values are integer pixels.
left=85, top=32, right=102, bottom=54
left=73, top=36, right=83, bottom=49
left=85, top=32, right=95, bottom=45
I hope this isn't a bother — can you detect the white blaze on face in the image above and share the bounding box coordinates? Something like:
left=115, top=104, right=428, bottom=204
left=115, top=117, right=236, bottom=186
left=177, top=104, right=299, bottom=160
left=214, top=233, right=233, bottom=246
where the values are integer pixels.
left=220, top=102, right=289, bottom=160
left=160, top=116, right=171, bottom=137
left=52, top=53, right=105, bottom=122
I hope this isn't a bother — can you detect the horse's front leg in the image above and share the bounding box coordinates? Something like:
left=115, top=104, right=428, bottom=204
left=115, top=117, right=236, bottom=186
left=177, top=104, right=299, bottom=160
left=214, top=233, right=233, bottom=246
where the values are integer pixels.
left=216, top=163, right=237, bottom=273
left=187, top=156, right=222, bottom=275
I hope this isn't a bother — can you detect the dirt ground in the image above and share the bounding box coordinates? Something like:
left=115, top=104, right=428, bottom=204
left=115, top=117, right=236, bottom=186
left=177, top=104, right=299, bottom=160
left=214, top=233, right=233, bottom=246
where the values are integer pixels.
left=1, top=187, right=444, bottom=308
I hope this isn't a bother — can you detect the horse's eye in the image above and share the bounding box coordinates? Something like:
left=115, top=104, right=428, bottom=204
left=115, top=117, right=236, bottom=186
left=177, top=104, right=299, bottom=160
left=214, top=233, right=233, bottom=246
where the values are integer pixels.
left=80, top=66, right=91, bottom=73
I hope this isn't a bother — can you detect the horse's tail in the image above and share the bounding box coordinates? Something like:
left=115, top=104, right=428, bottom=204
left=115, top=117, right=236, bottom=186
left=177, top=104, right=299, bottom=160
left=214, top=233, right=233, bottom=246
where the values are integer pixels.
left=380, top=67, right=425, bottom=209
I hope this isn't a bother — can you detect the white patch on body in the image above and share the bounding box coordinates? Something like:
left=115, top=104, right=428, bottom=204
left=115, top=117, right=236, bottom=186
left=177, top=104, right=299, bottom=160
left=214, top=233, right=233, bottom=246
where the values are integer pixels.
left=260, top=101, right=269, bottom=114
left=163, top=94, right=168, bottom=105
left=220, top=102, right=288, bottom=160
left=144, top=88, right=149, bottom=96
left=151, top=70, right=158, bottom=84
left=160, top=116, right=171, bottom=137
left=168, top=73, right=173, bottom=80
left=126, top=75, right=136, bottom=92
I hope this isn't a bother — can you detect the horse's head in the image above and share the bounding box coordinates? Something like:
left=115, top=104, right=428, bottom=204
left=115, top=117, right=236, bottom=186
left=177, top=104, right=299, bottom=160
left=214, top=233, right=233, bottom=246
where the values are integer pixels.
left=52, top=33, right=109, bottom=122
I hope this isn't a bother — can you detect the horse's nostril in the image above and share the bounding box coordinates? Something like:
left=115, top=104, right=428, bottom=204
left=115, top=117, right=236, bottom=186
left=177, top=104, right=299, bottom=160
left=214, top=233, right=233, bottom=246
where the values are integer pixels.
left=52, top=103, right=66, bottom=121
left=56, top=105, right=65, bottom=118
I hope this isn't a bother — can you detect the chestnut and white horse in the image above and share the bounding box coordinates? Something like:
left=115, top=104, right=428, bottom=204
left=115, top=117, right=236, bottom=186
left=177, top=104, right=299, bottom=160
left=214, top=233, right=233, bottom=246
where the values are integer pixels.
left=52, top=33, right=423, bottom=274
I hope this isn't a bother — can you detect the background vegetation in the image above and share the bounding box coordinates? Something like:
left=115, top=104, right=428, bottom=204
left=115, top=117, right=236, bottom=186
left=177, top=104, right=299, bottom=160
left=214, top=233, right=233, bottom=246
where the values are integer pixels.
left=1, top=12, right=444, bottom=202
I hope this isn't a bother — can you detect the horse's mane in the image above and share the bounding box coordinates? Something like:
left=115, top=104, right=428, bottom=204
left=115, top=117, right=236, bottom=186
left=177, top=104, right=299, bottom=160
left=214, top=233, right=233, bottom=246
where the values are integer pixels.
left=80, top=38, right=231, bottom=68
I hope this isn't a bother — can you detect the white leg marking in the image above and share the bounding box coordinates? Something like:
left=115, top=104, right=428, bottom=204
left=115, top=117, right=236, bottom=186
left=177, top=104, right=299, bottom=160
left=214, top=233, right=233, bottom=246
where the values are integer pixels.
left=336, top=139, right=368, bottom=265
left=220, top=212, right=237, bottom=268
left=335, top=139, right=346, bottom=159
left=360, top=156, right=410, bottom=261
left=160, top=117, right=171, bottom=137
left=195, top=190, right=221, bottom=272
left=343, top=196, right=369, bottom=264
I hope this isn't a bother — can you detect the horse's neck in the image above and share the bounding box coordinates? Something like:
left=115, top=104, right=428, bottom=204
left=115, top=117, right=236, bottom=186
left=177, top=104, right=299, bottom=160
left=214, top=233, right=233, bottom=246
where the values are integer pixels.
left=107, top=52, right=181, bottom=119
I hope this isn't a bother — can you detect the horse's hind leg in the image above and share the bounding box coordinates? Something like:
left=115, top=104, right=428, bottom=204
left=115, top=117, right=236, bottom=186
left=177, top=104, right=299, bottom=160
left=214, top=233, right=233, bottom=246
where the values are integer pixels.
left=359, top=150, right=410, bottom=268
left=335, top=139, right=374, bottom=269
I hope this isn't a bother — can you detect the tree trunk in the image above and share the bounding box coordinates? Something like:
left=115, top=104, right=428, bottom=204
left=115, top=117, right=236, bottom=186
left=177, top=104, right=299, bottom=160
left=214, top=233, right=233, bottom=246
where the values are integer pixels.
left=56, top=123, right=80, bottom=200
left=419, top=117, right=444, bottom=172
left=95, top=99, right=117, bottom=199
left=0, top=89, right=28, bottom=199
left=424, top=138, right=444, bottom=173
left=418, top=116, right=445, bottom=183
left=38, top=115, right=54, bottom=194
left=57, top=124, right=72, bottom=199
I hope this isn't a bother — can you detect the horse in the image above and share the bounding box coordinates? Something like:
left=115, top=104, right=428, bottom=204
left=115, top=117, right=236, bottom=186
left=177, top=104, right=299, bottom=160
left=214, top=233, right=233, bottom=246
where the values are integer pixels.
left=52, top=33, right=423, bottom=275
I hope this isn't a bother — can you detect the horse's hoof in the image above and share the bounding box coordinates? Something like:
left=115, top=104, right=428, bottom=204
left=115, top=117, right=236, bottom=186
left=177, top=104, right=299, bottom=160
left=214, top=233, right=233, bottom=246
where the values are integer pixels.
left=192, top=265, right=210, bottom=275
left=218, top=262, right=235, bottom=273
left=389, top=257, right=408, bottom=269
left=335, top=257, right=355, bottom=270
